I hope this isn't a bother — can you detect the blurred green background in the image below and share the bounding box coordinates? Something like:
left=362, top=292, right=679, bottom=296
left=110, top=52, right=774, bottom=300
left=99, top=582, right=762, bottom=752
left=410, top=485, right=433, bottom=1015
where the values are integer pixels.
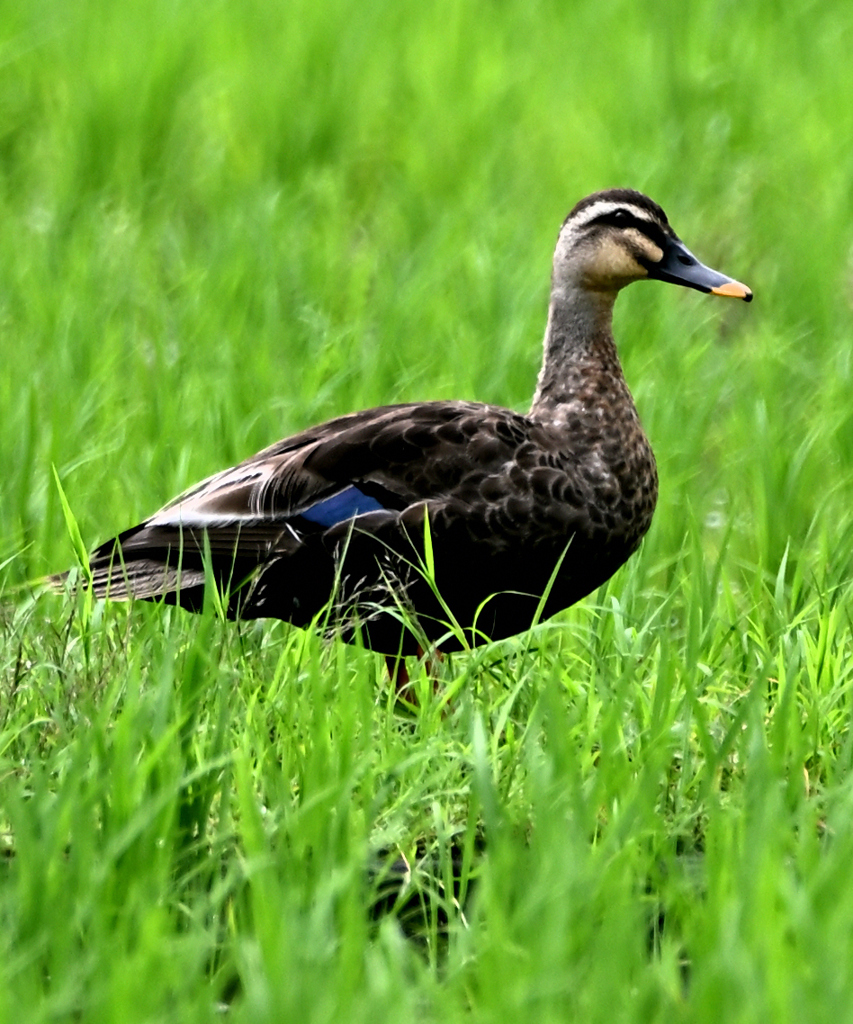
left=3, top=0, right=853, bottom=1021
left=3, top=0, right=851, bottom=585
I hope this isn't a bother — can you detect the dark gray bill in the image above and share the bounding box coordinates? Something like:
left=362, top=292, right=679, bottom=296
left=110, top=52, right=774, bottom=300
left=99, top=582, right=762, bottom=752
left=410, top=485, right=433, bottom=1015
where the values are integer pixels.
left=646, top=237, right=753, bottom=301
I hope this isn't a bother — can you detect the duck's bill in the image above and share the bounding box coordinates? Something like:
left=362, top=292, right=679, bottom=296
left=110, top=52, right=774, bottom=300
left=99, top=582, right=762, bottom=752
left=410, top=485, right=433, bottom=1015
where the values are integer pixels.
left=709, top=280, right=753, bottom=299
left=646, top=237, right=753, bottom=302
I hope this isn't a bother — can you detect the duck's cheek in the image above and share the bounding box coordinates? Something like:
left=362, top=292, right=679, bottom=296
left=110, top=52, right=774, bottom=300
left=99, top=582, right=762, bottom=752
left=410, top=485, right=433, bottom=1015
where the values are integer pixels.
left=584, top=236, right=651, bottom=289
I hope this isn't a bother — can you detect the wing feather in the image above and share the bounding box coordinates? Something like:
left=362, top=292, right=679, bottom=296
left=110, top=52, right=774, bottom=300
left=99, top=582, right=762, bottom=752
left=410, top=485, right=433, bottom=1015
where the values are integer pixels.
left=57, top=401, right=544, bottom=627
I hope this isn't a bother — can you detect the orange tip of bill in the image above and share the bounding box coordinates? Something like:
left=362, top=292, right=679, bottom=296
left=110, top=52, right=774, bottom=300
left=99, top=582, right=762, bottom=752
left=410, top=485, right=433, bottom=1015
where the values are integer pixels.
left=710, top=280, right=753, bottom=302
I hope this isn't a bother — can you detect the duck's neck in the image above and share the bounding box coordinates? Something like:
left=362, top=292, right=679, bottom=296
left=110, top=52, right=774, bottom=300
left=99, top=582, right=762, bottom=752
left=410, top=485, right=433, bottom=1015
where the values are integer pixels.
left=529, top=284, right=627, bottom=418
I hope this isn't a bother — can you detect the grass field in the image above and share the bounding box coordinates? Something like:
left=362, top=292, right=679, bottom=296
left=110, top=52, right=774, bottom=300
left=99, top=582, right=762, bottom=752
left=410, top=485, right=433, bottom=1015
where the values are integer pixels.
left=3, top=0, right=853, bottom=1019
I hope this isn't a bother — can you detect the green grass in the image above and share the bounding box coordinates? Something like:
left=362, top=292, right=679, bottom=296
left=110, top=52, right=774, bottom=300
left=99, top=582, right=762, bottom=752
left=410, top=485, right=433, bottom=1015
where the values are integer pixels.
left=3, top=0, right=853, bottom=1019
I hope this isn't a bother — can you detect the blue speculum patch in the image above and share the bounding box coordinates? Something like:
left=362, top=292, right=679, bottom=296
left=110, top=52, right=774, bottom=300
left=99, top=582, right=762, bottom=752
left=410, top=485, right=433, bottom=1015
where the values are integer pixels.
left=299, top=485, right=385, bottom=527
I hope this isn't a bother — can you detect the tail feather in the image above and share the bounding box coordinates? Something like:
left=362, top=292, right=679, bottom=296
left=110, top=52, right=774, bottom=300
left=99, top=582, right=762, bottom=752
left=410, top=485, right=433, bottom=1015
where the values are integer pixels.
left=49, top=519, right=259, bottom=609
left=50, top=555, right=208, bottom=601
left=49, top=513, right=343, bottom=627
left=90, top=560, right=207, bottom=600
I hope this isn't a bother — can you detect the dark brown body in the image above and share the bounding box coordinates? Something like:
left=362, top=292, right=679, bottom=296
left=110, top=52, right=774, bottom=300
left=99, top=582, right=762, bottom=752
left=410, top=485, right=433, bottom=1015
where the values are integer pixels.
left=58, top=189, right=751, bottom=654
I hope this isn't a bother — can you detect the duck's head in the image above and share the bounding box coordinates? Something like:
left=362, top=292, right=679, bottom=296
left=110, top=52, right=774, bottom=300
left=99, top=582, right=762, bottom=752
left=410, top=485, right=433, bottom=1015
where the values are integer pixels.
left=553, top=188, right=752, bottom=301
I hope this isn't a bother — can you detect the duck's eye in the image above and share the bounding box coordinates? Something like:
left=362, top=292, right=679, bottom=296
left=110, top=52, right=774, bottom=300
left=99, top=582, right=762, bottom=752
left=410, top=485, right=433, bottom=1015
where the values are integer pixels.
left=610, top=209, right=631, bottom=225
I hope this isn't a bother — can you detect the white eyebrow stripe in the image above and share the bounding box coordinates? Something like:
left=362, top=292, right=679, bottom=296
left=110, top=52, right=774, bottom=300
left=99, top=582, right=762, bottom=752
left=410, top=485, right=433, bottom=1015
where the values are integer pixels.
left=569, top=199, right=657, bottom=230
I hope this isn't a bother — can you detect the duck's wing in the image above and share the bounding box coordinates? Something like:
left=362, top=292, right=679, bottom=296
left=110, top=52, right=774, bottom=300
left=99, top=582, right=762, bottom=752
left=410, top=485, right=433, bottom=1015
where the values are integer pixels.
left=69, top=400, right=533, bottom=606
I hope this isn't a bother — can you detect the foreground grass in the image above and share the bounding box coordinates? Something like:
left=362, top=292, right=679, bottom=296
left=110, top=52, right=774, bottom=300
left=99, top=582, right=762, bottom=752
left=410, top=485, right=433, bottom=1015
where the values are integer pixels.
left=7, top=561, right=853, bottom=1022
left=3, top=0, right=853, bottom=1020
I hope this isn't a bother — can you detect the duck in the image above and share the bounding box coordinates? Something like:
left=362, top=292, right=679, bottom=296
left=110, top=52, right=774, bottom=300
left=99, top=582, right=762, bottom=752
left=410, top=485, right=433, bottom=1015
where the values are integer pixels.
left=53, top=189, right=752, bottom=656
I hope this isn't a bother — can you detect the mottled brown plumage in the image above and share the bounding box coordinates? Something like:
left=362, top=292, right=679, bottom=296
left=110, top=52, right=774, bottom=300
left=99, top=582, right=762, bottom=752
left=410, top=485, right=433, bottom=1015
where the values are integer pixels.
left=53, top=190, right=752, bottom=653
